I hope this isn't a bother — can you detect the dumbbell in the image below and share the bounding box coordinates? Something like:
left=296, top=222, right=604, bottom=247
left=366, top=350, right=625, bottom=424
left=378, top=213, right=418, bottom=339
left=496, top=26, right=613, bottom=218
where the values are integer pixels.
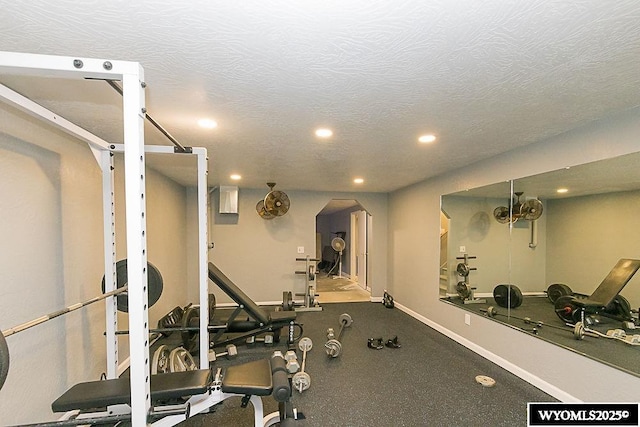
left=325, top=313, right=353, bottom=358
left=246, top=334, right=274, bottom=347
left=207, top=344, right=238, bottom=362
left=292, top=337, right=313, bottom=393
left=284, top=350, right=300, bottom=373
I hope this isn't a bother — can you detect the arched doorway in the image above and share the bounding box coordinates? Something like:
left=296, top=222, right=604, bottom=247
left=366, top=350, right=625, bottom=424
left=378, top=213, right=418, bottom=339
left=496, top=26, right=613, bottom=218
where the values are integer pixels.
left=315, top=199, right=371, bottom=303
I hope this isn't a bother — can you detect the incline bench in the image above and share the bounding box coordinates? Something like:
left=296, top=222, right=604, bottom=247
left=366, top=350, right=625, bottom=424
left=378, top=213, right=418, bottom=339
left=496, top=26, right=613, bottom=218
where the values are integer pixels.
left=48, top=358, right=291, bottom=427
left=208, top=262, right=297, bottom=348
left=554, top=258, right=640, bottom=323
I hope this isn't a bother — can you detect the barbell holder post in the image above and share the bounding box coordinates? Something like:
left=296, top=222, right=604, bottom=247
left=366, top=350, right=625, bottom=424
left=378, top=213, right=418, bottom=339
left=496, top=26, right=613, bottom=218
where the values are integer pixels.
left=2, top=286, right=129, bottom=337
left=113, top=324, right=228, bottom=335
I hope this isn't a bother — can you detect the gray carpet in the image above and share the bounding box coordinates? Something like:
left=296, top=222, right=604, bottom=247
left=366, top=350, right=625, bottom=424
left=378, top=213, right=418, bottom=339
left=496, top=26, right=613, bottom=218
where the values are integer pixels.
left=175, top=302, right=554, bottom=426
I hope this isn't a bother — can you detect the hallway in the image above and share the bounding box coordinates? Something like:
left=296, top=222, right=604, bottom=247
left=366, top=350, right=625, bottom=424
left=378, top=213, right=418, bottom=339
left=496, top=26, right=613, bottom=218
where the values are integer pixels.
left=315, top=273, right=370, bottom=303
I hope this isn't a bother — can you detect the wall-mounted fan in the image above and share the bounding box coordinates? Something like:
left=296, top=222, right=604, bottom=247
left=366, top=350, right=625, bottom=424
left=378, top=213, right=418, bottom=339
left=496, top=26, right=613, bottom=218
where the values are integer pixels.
left=256, top=182, right=290, bottom=219
left=493, top=206, right=511, bottom=224
left=256, top=200, right=275, bottom=219
left=330, top=237, right=346, bottom=279
left=519, top=198, right=543, bottom=220
left=493, top=192, right=543, bottom=223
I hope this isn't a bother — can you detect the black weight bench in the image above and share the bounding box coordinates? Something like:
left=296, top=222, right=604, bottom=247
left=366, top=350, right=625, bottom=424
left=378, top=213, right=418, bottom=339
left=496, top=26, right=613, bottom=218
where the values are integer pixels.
left=51, top=359, right=280, bottom=426
left=554, top=258, right=640, bottom=323
left=208, top=262, right=297, bottom=347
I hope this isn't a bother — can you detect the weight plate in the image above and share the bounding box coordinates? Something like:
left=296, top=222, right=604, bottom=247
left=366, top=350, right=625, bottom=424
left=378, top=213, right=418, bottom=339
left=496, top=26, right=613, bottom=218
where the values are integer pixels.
left=554, top=295, right=578, bottom=323
left=325, top=339, right=342, bottom=358
left=151, top=345, right=171, bottom=374
left=292, top=371, right=311, bottom=392
left=101, top=259, right=163, bottom=312
left=282, top=291, right=294, bottom=311
left=339, top=313, right=353, bottom=327
left=208, top=293, right=216, bottom=322
left=546, top=283, right=573, bottom=304
left=0, top=332, right=9, bottom=391
left=181, top=306, right=200, bottom=353
left=475, top=375, right=496, bottom=387
left=493, top=284, right=523, bottom=309
left=456, top=263, right=470, bottom=277
left=456, top=282, right=471, bottom=299
left=604, top=295, right=632, bottom=320
left=299, top=337, right=313, bottom=352
left=573, top=322, right=585, bottom=340
left=169, top=347, right=197, bottom=372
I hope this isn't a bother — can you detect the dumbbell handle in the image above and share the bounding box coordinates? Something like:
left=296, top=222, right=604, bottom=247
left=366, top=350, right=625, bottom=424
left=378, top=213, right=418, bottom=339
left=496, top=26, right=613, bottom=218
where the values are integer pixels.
left=300, top=348, right=308, bottom=373
left=337, top=318, right=348, bottom=341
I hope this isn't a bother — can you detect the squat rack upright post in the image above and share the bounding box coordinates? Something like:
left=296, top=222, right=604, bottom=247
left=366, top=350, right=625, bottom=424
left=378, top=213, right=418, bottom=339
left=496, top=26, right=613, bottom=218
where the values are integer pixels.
left=0, top=52, right=150, bottom=426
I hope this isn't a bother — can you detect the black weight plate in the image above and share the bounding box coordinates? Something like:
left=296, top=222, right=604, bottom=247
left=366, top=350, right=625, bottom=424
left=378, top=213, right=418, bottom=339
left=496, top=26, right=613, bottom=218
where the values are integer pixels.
left=554, top=295, right=578, bottom=323
left=101, top=259, right=163, bottom=312
left=546, top=283, right=573, bottom=304
left=181, top=306, right=200, bottom=353
left=456, top=282, right=471, bottom=299
left=604, top=294, right=632, bottom=321
left=493, top=284, right=523, bottom=308
left=0, top=332, right=9, bottom=391
left=456, top=263, right=470, bottom=277
left=282, top=291, right=294, bottom=311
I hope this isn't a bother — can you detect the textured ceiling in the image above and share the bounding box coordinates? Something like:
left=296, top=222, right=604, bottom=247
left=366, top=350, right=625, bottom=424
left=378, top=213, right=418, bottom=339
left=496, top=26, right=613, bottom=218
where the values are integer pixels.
left=1, top=1, right=640, bottom=192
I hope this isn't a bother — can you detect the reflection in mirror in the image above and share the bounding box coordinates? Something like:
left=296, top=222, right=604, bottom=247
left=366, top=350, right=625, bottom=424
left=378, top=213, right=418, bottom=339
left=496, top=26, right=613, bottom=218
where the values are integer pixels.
left=440, top=180, right=512, bottom=304
left=440, top=152, right=640, bottom=377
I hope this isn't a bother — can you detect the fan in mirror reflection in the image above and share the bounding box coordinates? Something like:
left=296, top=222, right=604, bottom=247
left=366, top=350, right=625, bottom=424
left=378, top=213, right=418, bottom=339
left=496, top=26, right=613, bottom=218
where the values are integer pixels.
left=493, top=192, right=543, bottom=224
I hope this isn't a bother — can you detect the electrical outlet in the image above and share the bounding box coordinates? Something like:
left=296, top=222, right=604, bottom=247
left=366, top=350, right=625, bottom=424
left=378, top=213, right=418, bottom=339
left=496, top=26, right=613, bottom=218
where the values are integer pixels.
left=459, top=245, right=466, bottom=253
left=465, top=313, right=471, bottom=325
left=297, top=246, right=304, bottom=254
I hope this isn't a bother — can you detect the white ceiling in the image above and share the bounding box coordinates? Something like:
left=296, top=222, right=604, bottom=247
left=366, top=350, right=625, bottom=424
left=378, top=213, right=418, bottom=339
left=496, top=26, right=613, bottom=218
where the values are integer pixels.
left=2, top=1, right=640, bottom=193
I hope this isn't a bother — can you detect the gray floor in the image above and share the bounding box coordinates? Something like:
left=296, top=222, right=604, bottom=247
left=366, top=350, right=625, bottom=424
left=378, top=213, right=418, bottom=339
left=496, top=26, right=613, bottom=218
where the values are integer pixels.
left=177, top=302, right=555, bottom=426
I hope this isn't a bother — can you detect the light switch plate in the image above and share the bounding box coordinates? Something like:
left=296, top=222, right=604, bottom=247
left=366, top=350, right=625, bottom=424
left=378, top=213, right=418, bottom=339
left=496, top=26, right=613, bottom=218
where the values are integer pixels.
left=297, top=246, right=304, bottom=254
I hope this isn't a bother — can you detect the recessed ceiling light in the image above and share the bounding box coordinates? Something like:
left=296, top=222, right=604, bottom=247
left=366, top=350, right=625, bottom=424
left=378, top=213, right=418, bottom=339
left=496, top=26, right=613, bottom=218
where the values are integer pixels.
left=198, top=118, right=218, bottom=129
left=315, top=128, right=333, bottom=138
left=230, top=174, right=241, bottom=180
left=556, top=188, right=568, bottom=193
left=353, top=178, right=364, bottom=184
left=418, top=134, right=436, bottom=144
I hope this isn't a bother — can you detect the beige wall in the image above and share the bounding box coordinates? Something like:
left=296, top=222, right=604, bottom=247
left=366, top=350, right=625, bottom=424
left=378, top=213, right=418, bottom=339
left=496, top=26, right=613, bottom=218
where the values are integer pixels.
left=0, top=106, right=190, bottom=424
left=202, top=188, right=387, bottom=304
left=546, top=191, right=640, bottom=308
left=388, top=106, right=640, bottom=402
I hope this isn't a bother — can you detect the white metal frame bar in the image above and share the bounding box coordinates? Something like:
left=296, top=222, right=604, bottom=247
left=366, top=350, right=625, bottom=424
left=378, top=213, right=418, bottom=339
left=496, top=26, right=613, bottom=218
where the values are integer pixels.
left=111, top=144, right=210, bottom=368
left=0, top=51, right=150, bottom=425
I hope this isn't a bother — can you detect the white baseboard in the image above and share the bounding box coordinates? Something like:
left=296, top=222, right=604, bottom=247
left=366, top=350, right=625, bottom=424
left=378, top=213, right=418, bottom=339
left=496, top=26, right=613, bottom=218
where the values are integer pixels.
left=394, top=302, right=580, bottom=403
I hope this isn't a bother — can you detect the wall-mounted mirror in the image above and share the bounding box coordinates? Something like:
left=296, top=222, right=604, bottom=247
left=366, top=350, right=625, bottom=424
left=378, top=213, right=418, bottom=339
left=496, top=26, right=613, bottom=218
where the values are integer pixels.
left=440, top=151, right=640, bottom=377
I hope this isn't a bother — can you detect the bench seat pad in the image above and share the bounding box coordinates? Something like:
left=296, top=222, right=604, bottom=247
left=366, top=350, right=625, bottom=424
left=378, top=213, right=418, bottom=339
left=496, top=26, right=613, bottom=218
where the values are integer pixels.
left=221, top=359, right=272, bottom=396
left=52, top=369, right=212, bottom=413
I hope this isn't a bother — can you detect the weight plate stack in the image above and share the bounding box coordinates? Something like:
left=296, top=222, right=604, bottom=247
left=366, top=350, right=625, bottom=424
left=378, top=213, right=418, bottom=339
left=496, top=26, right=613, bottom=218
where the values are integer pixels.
left=493, top=284, right=523, bottom=309
left=546, top=283, right=573, bottom=304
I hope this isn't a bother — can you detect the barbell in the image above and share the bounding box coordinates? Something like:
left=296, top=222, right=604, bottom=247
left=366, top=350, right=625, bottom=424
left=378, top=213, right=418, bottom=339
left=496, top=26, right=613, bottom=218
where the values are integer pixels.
left=481, top=306, right=597, bottom=340
left=325, top=313, right=353, bottom=358
left=0, top=259, right=163, bottom=391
